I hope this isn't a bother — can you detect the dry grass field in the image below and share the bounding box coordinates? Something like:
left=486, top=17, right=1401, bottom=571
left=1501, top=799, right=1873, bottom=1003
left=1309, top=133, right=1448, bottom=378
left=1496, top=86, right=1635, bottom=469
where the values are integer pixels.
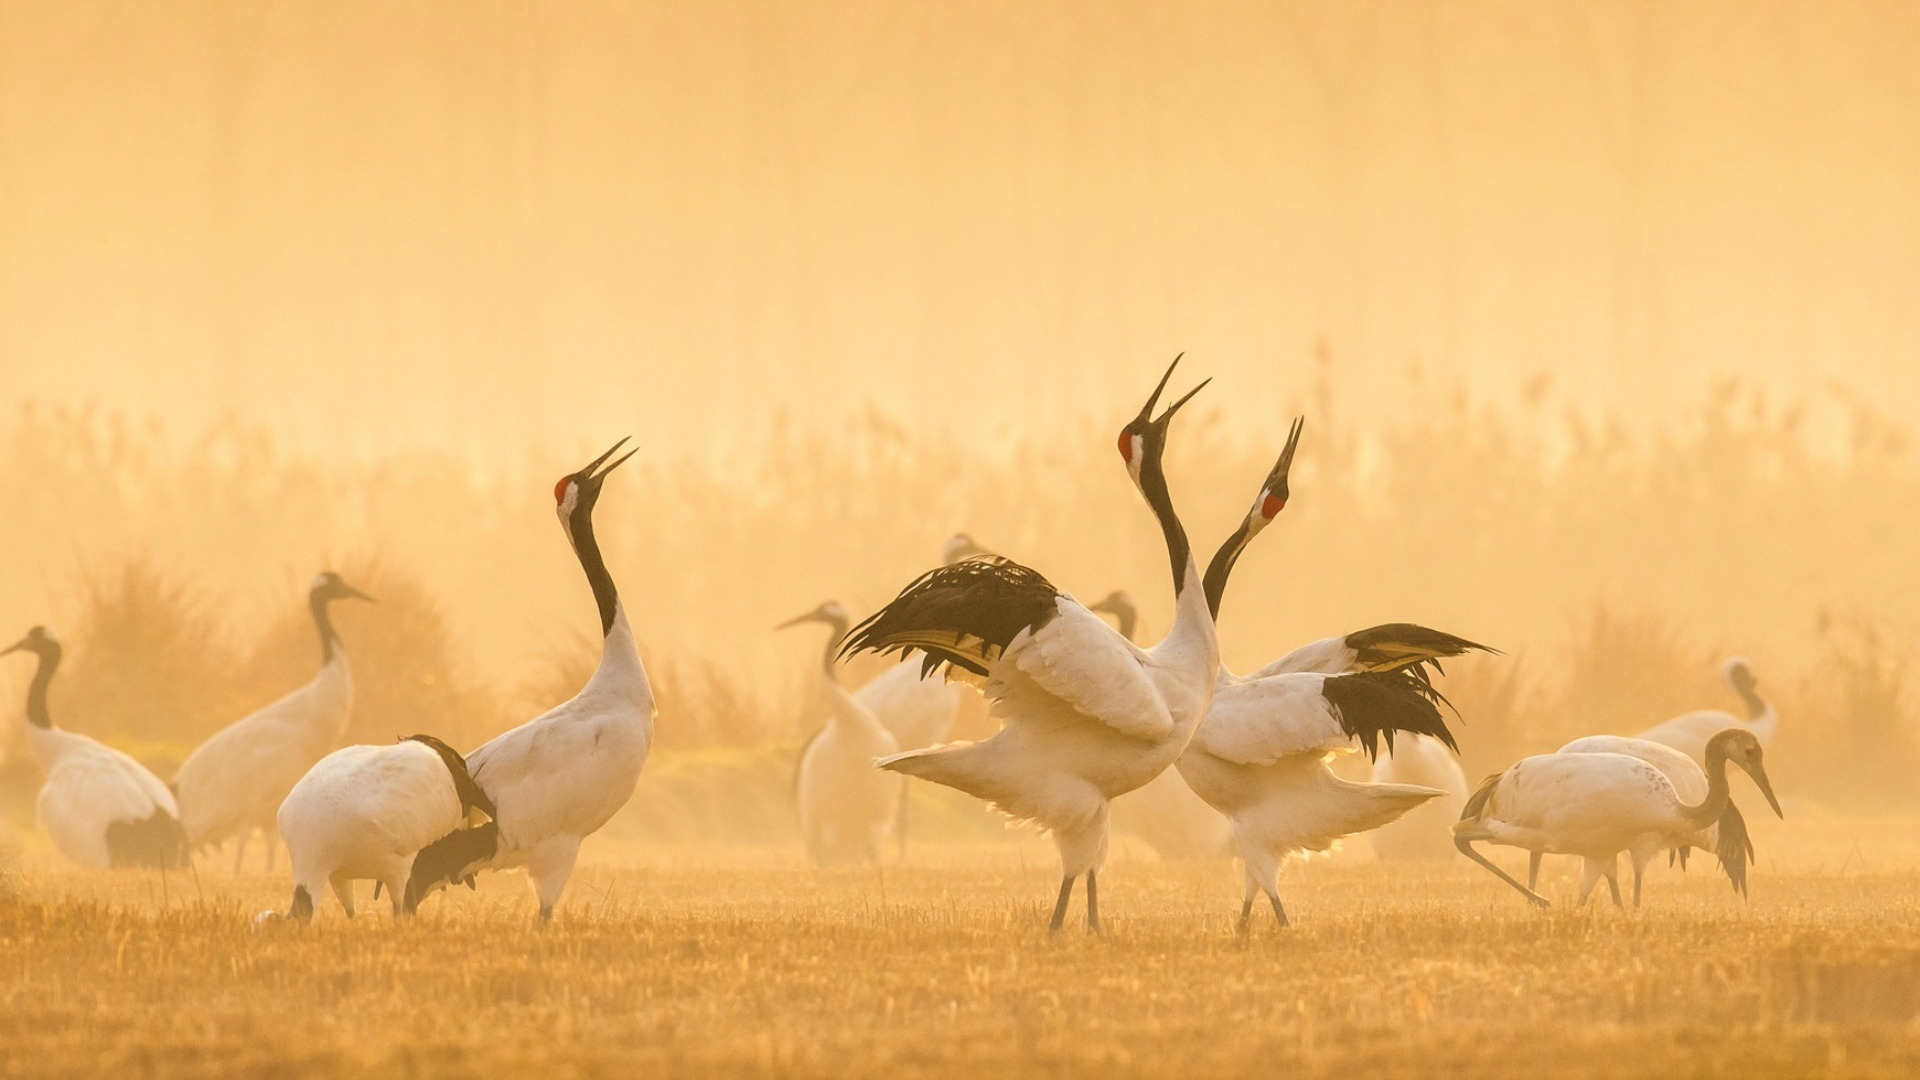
left=4, top=813, right=1918, bottom=1080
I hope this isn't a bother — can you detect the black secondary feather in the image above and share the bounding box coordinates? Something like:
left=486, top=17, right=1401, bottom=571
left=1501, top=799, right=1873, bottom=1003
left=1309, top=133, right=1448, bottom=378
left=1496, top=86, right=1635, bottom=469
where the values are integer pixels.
left=404, top=821, right=500, bottom=914
left=1344, top=623, right=1499, bottom=676
left=1459, top=771, right=1503, bottom=822
left=1713, top=800, right=1755, bottom=898
left=840, top=556, right=1061, bottom=678
left=1319, top=667, right=1459, bottom=761
left=404, top=734, right=496, bottom=821
left=105, top=808, right=189, bottom=870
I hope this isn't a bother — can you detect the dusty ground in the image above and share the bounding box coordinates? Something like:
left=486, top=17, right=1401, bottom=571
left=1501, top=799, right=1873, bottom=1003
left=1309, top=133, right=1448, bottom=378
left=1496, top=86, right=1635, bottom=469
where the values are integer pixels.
left=2, top=813, right=1918, bottom=1079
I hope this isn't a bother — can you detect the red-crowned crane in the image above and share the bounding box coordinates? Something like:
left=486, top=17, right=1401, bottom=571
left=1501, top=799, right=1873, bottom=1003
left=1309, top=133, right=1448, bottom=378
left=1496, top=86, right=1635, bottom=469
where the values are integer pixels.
left=173, top=572, right=373, bottom=872
left=404, top=439, right=655, bottom=922
left=1453, top=728, right=1782, bottom=908
left=781, top=601, right=903, bottom=865
left=2, top=626, right=187, bottom=869
left=1168, top=419, right=1491, bottom=930
left=843, top=357, right=1249, bottom=933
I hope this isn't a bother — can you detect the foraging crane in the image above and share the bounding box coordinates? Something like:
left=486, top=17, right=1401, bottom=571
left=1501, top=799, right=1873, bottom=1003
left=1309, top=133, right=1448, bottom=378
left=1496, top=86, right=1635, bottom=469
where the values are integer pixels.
left=1102, top=590, right=1236, bottom=861
left=1368, top=734, right=1471, bottom=861
left=405, top=438, right=655, bottom=922
left=1633, top=657, right=1776, bottom=764
left=1170, top=420, right=1487, bottom=929
left=1549, top=734, right=1757, bottom=897
left=842, top=357, right=1229, bottom=932
left=172, top=571, right=373, bottom=872
left=3, top=626, right=187, bottom=869
left=1453, top=728, right=1782, bottom=908
left=276, top=734, right=493, bottom=921
left=781, top=602, right=903, bottom=865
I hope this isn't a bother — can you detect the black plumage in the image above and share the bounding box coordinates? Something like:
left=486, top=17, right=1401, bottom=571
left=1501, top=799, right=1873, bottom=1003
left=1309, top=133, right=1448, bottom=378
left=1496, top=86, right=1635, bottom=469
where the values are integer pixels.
left=1345, top=623, right=1498, bottom=677
left=1712, top=800, right=1755, bottom=898
left=404, top=734, right=496, bottom=821
left=840, top=557, right=1061, bottom=678
left=1319, top=667, right=1460, bottom=761
left=404, top=822, right=500, bottom=914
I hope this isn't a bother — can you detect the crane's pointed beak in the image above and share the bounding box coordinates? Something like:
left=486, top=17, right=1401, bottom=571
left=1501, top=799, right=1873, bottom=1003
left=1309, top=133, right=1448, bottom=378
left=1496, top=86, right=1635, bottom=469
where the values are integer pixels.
left=1153, top=376, right=1210, bottom=427
left=1271, top=416, right=1305, bottom=485
left=1133, top=353, right=1183, bottom=424
left=0, top=636, right=26, bottom=657
left=578, top=437, right=634, bottom=481
left=342, top=584, right=377, bottom=604
left=775, top=611, right=821, bottom=631
left=1745, top=759, right=1784, bottom=818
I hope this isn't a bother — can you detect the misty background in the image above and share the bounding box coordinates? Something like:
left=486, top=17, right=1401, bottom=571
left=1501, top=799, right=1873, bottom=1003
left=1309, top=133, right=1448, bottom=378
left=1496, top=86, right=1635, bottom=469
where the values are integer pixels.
left=1, top=2, right=1917, bottom=833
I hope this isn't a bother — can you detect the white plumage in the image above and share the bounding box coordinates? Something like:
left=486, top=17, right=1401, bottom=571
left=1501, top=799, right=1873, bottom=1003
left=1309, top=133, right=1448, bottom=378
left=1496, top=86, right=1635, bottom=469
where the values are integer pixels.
left=173, top=571, right=372, bottom=871
left=784, top=602, right=902, bottom=865
left=1369, top=733, right=1471, bottom=861
left=1454, top=727, right=1782, bottom=908
left=1633, top=656, right=1776, bottom=764
left=277, top=735, right=490, bottom=921
left=405, top=439, right=655, bottom=922
left=4, top=626, right=186, bottom=870
left=846, top=360, right=1232, bottom=931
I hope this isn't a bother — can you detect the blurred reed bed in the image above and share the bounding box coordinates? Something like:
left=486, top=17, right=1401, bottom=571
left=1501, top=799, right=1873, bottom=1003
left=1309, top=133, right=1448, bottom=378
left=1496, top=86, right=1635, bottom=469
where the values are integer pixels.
left=0, top=369, right=1916, bottom=836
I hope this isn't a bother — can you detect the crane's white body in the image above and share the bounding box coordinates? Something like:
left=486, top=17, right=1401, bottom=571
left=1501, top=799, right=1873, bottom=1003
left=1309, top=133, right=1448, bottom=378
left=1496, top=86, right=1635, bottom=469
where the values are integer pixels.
left=1456, top=752, right=1700, bottom=906
left=1633, top=658, right=1776, bottom=764
left=465, top=605, right=654, bottom=913
left=278, top=740, right=466, bottom=918
left=883, top=569, right=1220, bottom=882
left=27, top=724, right=180, bottom=870
left=1368, top=733, right=1470, bottom=860
left=798, top=683, right=902, bottom=865
left=1177, top=667, right=1443, bottom=917
left=854, top=662, right=966, bottom=751
left=174, top=654, right=352, bottom=862
left=1110, top=766, right=1233, bottom=859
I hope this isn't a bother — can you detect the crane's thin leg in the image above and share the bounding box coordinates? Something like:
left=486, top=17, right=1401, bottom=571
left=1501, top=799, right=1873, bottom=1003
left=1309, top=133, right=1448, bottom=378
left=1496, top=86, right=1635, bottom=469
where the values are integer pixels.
left=1528, top=851, right=1542, bottom=891
left=233, top=831, right=249, bottom=876
left=1267, top=891, right=1289, bottom=928
left=1606, top=870, right=1623, bottom=909
left=1632, top=863, right=1643, bottom=909
left=1085, top=869, right=1100, bottom=933
left=1237, top=868, right=1257, bottom=935
left=1456, top=837, right=1550, bottom=908
left=1048, top=876, right=1075, bottom=933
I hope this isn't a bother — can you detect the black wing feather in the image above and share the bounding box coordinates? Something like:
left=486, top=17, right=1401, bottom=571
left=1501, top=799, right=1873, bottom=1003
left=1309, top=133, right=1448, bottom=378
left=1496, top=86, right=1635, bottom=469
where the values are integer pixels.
left=1319, top=667, right=1460, bottom=761
left=1345, top=623, right=1499, bottom=676
left=840, top=557, right=1061, bottom=677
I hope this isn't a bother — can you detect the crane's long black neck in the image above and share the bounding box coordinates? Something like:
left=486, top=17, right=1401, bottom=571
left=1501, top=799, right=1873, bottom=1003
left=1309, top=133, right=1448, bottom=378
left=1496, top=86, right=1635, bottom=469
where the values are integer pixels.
left=309, top=591, right=342, bottom=665
left=1112, top=607, right=1137, bottom=643
left=1735, top=680, right=1767, bottom=721
left=1682, top=744, right=1735, bottom=832
left=818, top=615, right=851, bottom=675
left=1139, top=457, right=1193, bottom=596
left=23, top=643, right=59, bottom=730
left=569, top=505, right=620, bottom=636
left=1202, top=517, right=1257, bottom=620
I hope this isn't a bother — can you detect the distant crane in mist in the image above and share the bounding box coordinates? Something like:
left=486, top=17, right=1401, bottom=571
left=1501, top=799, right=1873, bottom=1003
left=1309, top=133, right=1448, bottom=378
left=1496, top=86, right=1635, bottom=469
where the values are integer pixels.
left=1634, top=657, right=1777, bottom=764
left=1369, top=733, right=1471, bottom=861
left=404, top=439, right=655, bottom=923
left=781, top=601, right=902, bottom=866
left=274, top=734, right=493, bottom=922
left=851, top=532, right=990, bottom=858
left=172, top=572, right=373, bottom=873
left=841, top=359, right=1228, bottom=932
left=3, top=626, right=188, bottom=870
left=1453, top=728, right=1782, bottom=908
left=1547, top=734, right=1758, bottom=898
left=1169, top=420, right=1487, bottom=929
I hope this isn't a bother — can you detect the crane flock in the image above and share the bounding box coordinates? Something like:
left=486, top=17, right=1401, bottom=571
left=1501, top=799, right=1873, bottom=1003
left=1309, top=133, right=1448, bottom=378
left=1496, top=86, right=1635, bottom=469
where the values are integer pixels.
left=0, top=356, right=1797, bottom=932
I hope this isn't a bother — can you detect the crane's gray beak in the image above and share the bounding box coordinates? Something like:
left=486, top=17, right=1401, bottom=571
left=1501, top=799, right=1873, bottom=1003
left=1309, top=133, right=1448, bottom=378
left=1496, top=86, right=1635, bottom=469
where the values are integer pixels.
left=775, top=610, right=823, bottom=631
left=1744, top=758, right=1784, bottom=818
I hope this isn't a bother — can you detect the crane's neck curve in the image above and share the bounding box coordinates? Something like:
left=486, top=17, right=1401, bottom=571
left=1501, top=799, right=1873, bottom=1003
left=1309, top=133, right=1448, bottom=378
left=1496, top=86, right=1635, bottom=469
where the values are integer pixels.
left=309, top=590, right=344, bottom=666
left=21, top=643, right=58, bottom=730
left=1201, top=515, right=1259, bottom=620
left=568, top=505, right=620, bottom=637
left=1137, top=456, right=1193, bottom=599
left=1679, top=745, right=1735, bottom=832
left=817, top=614, right=851, bottom=676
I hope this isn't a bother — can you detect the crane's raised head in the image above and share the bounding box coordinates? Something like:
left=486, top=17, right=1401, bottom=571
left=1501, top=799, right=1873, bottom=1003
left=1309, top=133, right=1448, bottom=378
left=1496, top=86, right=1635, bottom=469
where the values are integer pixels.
left=0, top=625, right=56, bottom=658
left=1721, top=656, right=1757, bottom=694
left=555, top=437, right=637, bottom=533
left=310, top=571, right=375, bottom=605
left=942, top=533, right=993, bottom=564
left=1118, top=353, right=1208, bottom=492
left=1243, top=416, right=1305, bottom=536
left=1706, top=728, right=1782, bottom=820
left=776, top=601, right=852, bottom=633
left=1086, top=590, right=1139, bottom=642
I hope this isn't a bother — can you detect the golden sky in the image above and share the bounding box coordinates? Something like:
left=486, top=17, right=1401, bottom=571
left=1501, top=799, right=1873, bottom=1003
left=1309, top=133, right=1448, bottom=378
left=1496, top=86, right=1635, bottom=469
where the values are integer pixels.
left=1, top=1, right=1916, bottom=458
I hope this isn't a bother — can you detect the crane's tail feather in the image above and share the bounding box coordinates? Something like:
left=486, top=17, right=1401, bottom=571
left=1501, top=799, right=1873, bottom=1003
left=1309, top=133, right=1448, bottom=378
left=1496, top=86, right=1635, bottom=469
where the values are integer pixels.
left=1320, top=667, right=1460, bottom=759
left=1457, top=771, right=1504, bottom=826
left=841, top=558, right=1060, bottom=678
left=403, top=821, right=500, bottom=914
left=1713, top=800, right=1755, bottom=898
